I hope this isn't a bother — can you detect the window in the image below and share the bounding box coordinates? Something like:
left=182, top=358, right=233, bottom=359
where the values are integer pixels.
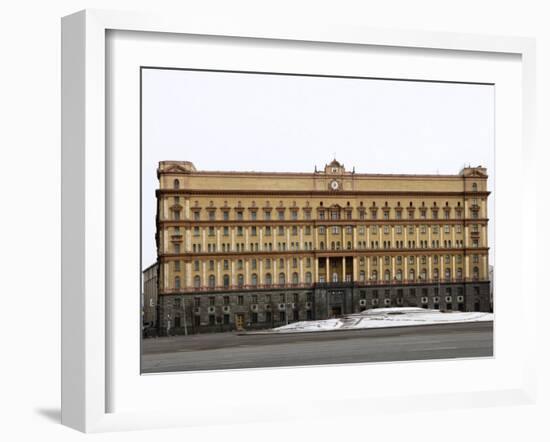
left=292, top=272, right=299, bottom=284
left=208, top=275, right=215, bottom=288
left=305, top=226, right=311, bottom=235
left=223, top=274, right=229, bottom=288
left=174, top=276, right=181, bottom=289
left=279, top=272, right=286, bottom=285
left=193, top=226, right=200, bottom=237
left=291, top=210, right=298, bottom=220
left=251, top=273, right=258, bottom=286
left=238, top=296, right=244, bottom=305
left=209, top=296, right=215, bottom=306
left=193, top=275, right=201, bottom=288
left=264, top=211, right=271, bottom=220
left=251, top=226, right=257, bottom=236
left=208, top=226, right=215, bottom=236
left=250, top=211, right=257, bottom=221
left=173, top=179, right=180, bottom=189
left=194, top=260, right=200, bottom=271
left=278, top=226, right=284, bottom=236
left=278, top=210, right=285, bottom=220
left=292, top=226, right=298, bottom=236
left=265, top=273, right=272, bottom=285
left=193, top=211, right=200, bottom=221
left=237, top=226, right=244, bottom=236
left=265, top=226, right=272, bottom=236
left=396, top=226, right=402, bottom=234
left=174, top=260, right=181, bottom=272
left=194, top=297, right=200, bottom=307
left=237, top=274, right=244, bottom=287
left=236, top=211, right=243, bottom=221
left=174, top=243, right=180, bottom=254
left=383, top=226, right=389, bottom=234
left=305, top=272, right=312, bottom=284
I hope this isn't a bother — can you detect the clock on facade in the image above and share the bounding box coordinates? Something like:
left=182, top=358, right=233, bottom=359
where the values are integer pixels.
left=330, top=180, right=339, bottom=190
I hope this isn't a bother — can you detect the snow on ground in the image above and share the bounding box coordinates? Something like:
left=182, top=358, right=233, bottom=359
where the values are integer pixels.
left=266, top=307, right=493, bottom=334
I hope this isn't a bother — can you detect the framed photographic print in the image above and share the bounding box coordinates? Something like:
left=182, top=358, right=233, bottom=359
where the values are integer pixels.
left=61, top=9, right=537, bottom=433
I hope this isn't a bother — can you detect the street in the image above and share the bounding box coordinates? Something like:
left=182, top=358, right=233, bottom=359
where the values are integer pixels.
left=141, top=321, right=493, bottom=373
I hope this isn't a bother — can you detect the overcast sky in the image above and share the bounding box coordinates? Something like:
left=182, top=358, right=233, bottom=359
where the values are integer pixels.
left=142, top=69, right=494, bottom=268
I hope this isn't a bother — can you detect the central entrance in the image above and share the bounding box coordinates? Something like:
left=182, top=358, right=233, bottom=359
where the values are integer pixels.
left=330, top=306, right=342, bottom=317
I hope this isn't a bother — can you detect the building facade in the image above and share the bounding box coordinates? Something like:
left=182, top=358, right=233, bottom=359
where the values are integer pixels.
left=142, top=262, right=159, bottom=333
left=155, top=159, right=491, bottom=335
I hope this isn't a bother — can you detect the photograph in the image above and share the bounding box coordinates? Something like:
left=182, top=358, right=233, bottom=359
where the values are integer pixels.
left=140, top=67, right=494, bottom=373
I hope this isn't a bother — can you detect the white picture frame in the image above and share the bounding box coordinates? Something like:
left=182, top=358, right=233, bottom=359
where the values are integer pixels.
left=61, top=9, right=537, bottom=433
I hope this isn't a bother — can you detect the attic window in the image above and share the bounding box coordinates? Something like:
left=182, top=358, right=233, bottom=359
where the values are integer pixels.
left=332, top=167, right=338, bottom=173
left=174, top=179, right=180, bottom=190
left=472, top=183, right=478, bottom=191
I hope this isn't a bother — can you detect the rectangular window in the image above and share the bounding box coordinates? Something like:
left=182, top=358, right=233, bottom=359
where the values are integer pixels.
left=174, top=260, right=181, bottom=272
left=237, top=226, right=243, bottom=236
left=193, top=211, right=200, bottom=221
left=278, top=226, right=284, bottom=236
left=305, top=226, right=311, bottom=235
left=396, top=211, right=402, bottom=220
left=252, top=295, right=258, bottom=304
left=291, top=211, right=298, bottom=220
left=208, top=226, right=215, bottom=236
left=208, top=211, right=215, bottom=221
left=236, top=211, right=243, bottom=221
left=265, top=226, right=271, bottom=236
left=194, top=260, right=200, bottom=271
left=223, top=296, right=229, bottom=305
left=396, top=225, right=402, bottom=234
left=193, top=226, right=200, bottom=236
left=264, top=211, right=271, bottom=220
left=209, top=296, right=215, bottom=306
left=383, top=226, right=389, bottom=234
left=305, top=211, right=311, bottom=220
left=278, top=211, right=285, bottom=220
left=332, top=226, right=339, bottom=234
left=223, top=211, right=229, bottom=221
left=238, top=296, right=244, bottom=305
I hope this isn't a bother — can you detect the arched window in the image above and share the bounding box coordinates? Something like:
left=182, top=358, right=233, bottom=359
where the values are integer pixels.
left=473, top=266, right=479, bottom=280
left=421, top=268, right=427, bottom=280
left=445, top=268, right=451, bottom=281
left=347, top=241, right=352, bottom=250
left=359, top=270, right=365, bottom=282
left=396, top=269, right=402, bottom=281
left=372, top=269, right=378, bottom=281
left=208, top=275, right=215, bottom=288
left=278, top=272, right=286, bottom=285
left=331, top=241, right=335, bottom=250
left=332, top=272, right=339, bottom=283
left=265, top=273, right=272, bottom=285
left=457, top=268, right=463, bottom=279
left=193, top=275, right=201, bottom=288
left=223, top=274, right=230, bottom=288
left=174, top=276, right=181, bottom=289
left=251, top=273, right=258, bottom=286
left=409, top=269, right=415, bottom=281
left=384, top=269, right=390, bottom=281
left=305, top=272, right=312, bottom=284
left=433, top=268, right=439, bottom=280
left=292, top=272, right=299, bottom=284
left=472, top=183, right=478, bottom=192
left=237, top=274, right=244, bottom=287
left=320, top=241, right=325, bottom=250
left=174, top=179, right=180, bottom=190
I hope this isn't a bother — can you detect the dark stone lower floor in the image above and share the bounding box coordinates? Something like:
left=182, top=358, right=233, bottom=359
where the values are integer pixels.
left=155, top=281, right=491, bottom=336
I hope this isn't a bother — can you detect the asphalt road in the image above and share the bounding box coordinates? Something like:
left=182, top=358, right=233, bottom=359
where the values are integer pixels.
left=141, top=321, right=493, bottom=373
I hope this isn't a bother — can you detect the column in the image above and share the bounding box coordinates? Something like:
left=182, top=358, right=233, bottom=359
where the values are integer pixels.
left=353, top=257, right=358, bottom=282
left=184, top=198, right=190, bottom=220
left=428, top=227, right=432, bottom=248
left=404, top=225, right=408, bottom=247
left=482, top=255, right=488, bottom=279
left=299, top=227, right=304, bottom=250
left=367, top=257, right=371, bottom=280
left=202, top=229, right=206, bottom=252
left=231, top=260, right=235, bottom=286
left=366, top=226, right=370, bottom=249
left=287, top=258, right=291, bottom=284
left=439, top=225, right=443, bottom=248
left=464, top=225, right=469, bottom=247
left=201, top=261, right=206, bottom=288
left=416, top=256, right=420, bottom=280
left=482, top=225, right=487, bottom=248
left=245, top=260, right=250, bottom=286
left=231, top=228, right=235, bottom=251
left=259, top=228, right=264, bottom=251
left=465, top=255, right=470, bottom=278
left=416, top=225, right=420, bottom=248
left=216, top=228, right=221, bottom=252
left=314, top=227, right=318, bottom=249
left=428, top=256, right=432, bottom=280
left=353, top=226, right=357, bottom=249
left=299, top=258, right=304, bottom=283
left=273, top=259, right=277, bottom=283
left=391, top=226, right=395, bottom=248
left=216, top=261, right=221, bottom=288
left=404, top=256, right=408, bottom=281
left=314, top=258, right=319, bottom=283
left=286, top=228, right=290, bottom=250
left=185, top=262, right=192, bottom=288
left=342, top=257, right=346, bottom=282
left=451, top=225, right=456, bottom=248
left=245, top=227, right=249, bottom=252
left=452, top=255, right=456, bottom=280
left=164, top=262, right=169, bottom=290
left=326, top=257, right=330, bottom=282
left=186, top=229, right=191, bottom=253
left=259, top=260, right=264, bottom=285
left=391, top=256, right=396, bottom=279
left=378, top=257, right=382, bottom=281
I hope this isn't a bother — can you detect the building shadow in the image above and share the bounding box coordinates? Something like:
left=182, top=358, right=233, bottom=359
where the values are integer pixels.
left=35, top=407, right=61, bottom=423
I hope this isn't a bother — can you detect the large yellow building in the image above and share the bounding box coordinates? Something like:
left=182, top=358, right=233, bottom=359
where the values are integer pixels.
left=154, top=159, right=491, bottom=335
